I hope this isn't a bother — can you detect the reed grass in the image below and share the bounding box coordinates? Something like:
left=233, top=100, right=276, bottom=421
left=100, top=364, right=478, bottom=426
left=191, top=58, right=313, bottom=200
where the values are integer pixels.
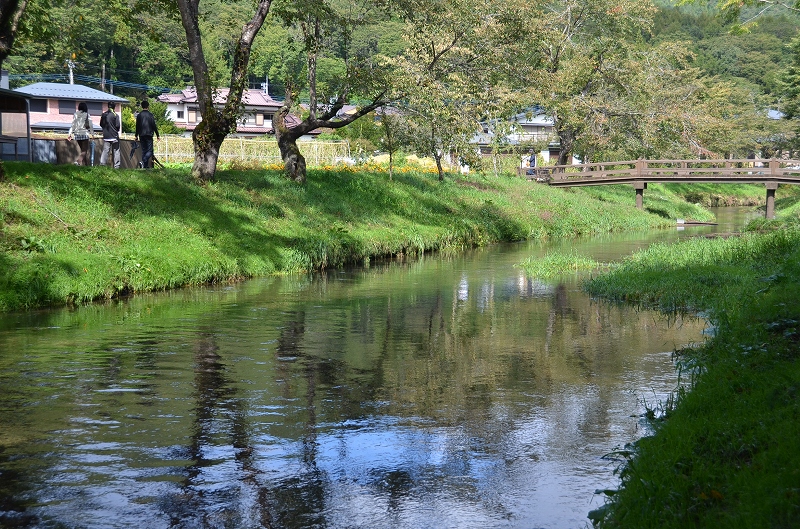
left=519, top=249, right=602, bottom=278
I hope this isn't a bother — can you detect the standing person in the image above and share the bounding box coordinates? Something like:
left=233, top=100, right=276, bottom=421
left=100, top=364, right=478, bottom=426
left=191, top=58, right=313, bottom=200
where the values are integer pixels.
left=99, top=101, right=121, bottom=168
left=526, top=150, right=537, bottom=176
left=135, top=99, right=160, bottom=168
left=68, top=102, right=94, bottom=166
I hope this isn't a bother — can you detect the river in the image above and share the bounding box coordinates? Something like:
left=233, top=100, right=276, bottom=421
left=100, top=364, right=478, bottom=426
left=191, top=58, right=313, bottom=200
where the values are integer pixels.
left=0, top=208, right=755, bottom=528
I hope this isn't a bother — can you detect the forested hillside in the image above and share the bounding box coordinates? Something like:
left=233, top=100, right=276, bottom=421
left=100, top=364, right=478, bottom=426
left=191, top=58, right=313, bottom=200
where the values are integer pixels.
left=651, top=6, right=797, bottom=99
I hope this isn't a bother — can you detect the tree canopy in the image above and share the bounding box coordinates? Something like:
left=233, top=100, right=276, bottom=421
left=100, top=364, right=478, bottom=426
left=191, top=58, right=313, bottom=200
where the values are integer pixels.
left=2, top=0, right=799, bottom=172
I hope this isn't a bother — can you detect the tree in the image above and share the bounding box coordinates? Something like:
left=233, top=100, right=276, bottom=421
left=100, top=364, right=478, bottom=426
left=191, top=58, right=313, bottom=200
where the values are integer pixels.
left=0, top=0, right=28, bottom=67
left=678, top=0, right=800, bottom=27
left=503, top=0, right=660, bottom=165
left=0, top=0, right=29, bottom=180
left=377, top=108, right=409, bottom=180
left=175, top=0, right=272, bottom=181
left=388, top=0, right=517, bottom=180
left=270, top=0, right=398, bottom=183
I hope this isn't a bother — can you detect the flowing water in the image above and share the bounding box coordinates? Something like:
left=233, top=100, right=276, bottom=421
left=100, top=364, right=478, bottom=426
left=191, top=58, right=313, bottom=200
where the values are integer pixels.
left=0, top=209, right=753, bottom=528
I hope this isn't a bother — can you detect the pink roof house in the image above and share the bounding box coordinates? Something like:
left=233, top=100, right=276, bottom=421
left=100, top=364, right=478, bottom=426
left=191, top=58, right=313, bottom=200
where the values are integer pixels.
left=158, top=87, right=292, bottom=137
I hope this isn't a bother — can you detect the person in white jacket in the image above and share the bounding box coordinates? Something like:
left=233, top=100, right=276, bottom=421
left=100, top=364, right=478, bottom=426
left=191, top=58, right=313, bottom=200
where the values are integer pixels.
left=68, top=102, right=94, bottom=166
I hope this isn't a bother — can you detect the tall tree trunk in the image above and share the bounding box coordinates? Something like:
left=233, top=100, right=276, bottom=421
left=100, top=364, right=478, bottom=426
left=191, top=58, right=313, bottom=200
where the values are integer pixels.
left=434, top=151, right=444, bottom=181
left=176, top=0, right=272, bottom=181
left=556, top=125, right=575, bottom=166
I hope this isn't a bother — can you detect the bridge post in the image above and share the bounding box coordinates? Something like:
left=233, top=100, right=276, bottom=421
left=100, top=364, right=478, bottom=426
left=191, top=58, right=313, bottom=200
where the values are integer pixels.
left=634, top=181, right=647, bottom=209
left=769, top=158, right=780, bottom=177
left=766, top=182, right=778, bottom=219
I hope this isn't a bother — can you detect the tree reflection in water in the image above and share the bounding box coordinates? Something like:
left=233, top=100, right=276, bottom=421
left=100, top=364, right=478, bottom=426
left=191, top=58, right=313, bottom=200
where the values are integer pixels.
left=0, top=239, right=711, bottom=528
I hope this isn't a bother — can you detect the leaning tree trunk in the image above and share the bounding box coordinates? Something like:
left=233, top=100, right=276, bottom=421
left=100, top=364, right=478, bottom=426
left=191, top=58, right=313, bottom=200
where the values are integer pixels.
left=276, top=131, right=307, bottom=183
left=0, top=0, right=29, bottom=183
left=274, top=98, right=307, bottom=183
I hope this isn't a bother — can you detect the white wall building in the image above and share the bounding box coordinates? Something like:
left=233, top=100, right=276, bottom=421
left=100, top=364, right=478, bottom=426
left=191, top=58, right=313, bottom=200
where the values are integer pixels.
left=158, top=87, right=286, bottom=138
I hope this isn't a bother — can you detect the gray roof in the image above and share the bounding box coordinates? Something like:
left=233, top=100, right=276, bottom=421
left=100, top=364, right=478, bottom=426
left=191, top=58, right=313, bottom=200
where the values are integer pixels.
left=14, top=82, right=128, bottom=103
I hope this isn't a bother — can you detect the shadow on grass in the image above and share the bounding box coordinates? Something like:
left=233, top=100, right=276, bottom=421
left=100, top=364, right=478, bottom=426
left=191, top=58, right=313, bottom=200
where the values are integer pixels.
left=5, top=162, right=529, bottom=275
left=9, top=163, right=289, bottom=270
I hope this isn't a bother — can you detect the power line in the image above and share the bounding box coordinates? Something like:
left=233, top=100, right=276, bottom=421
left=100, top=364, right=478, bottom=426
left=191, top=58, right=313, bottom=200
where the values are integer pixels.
left=9, top=73, right=172, bottom=93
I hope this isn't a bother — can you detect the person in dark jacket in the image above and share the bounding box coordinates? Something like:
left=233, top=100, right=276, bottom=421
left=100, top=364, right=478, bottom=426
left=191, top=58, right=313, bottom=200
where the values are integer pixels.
left=99, top=101, right=121, bottom=168
left=135, top=99, right=160, bottom=168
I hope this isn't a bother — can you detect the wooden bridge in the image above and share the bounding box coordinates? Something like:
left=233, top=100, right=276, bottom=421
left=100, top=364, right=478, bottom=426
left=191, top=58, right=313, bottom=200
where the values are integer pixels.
left=519, top=158, right=800, bottom=218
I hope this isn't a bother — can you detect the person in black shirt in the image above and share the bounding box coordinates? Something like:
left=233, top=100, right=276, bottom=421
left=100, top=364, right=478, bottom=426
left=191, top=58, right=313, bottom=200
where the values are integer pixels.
left=135, top=99, right=160, bottom=168
left=99, top=102, right=121, bottom=168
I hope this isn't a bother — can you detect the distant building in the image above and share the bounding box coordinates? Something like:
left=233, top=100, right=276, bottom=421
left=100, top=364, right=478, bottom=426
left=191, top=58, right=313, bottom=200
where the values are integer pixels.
left=158, top=87, right=338, bottom=139
left=13, top=82, right=127, bottom=134
left=158, top=87, right=284, bottom=138
left=474, top=108, right=561, bottom=163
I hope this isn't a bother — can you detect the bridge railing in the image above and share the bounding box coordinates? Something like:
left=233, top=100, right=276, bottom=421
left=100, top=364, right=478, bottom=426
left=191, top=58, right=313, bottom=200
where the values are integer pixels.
left=519, top=158, right=800, bottom=182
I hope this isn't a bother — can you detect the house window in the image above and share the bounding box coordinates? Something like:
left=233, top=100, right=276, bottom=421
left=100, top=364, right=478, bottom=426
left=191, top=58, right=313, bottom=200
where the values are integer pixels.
left=59, top=100, right=75, bottom=114
left=29, top=99, right=47, bottom=112
left=176, top=110, right=185, bottom=120
left=88, top=102, right=103, bottom=114
left=264, top=113, right=274, bottom=122
left=255, top=113, right=264, bottom=126
left=188, top=109, right=197, bottom=122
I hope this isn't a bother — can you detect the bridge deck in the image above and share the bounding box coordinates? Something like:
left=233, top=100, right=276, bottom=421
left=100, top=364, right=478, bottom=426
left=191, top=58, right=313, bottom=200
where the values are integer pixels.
left=517, top=158, right=800, bottom=219
left=519, top=158, right=800, bottom=186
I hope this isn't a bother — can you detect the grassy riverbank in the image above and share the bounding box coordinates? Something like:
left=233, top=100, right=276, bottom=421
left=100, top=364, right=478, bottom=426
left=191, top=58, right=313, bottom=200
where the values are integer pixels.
left=0, top=162, right=710, bottom=312
left=660, top=182, right=800, bottom=208
left=584, top=217, right=800, bottom=528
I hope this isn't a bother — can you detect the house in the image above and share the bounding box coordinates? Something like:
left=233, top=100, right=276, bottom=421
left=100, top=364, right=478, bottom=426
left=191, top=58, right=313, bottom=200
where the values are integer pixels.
left=473, top=108, right=561, bottom=163
left=12, top=82, right=128, bottom=134
left=159, top=87, right=340, bottom=139
left=8, top=82, right=139, bottom=167
left=158, top=87, right=285, bottom=138
left=0, top=86, right=32, bottom=161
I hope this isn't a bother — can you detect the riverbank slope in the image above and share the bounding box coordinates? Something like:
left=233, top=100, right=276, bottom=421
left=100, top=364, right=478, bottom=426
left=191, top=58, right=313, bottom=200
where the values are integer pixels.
left=584, top=217, right=800, bottom=527
left=0, top=162, right=710, bottom=312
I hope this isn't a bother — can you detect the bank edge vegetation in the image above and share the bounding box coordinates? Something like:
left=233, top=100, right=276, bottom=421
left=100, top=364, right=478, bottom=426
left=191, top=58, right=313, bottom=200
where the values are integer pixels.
left=580, top=216, right=800, bottom=527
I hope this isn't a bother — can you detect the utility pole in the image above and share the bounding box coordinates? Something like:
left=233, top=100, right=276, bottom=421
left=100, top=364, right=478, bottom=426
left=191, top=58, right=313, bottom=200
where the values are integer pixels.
left=101, top=59, right=105, bottom=92
left=66, top=54, right=76, bottom=84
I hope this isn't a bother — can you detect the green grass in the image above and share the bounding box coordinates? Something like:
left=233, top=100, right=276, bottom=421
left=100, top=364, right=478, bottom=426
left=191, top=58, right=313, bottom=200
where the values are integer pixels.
left=584, top=215, right=800, bottom=528
left=0, top=162, right=686, bottom=312
left=574, top=184, right=716, bottom=222
left=519, top=249, right=603, bottom=278
left=661, top=182, right=800, bottom=208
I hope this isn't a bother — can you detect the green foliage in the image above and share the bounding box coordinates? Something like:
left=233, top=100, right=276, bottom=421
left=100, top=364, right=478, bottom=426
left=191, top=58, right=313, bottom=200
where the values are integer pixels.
left=321, top=111, right=384, bottom=157
left=0, top=161, right=688, bottom=311
left=651, top=8, right=797, bottom=97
